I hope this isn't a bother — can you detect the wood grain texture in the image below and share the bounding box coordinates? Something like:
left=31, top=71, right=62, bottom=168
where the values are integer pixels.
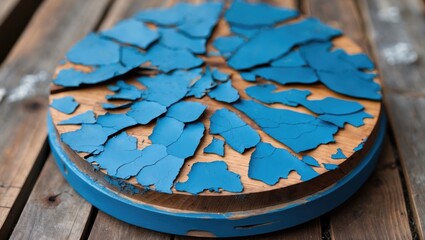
left=330, top=139, right=411, bottom=239
left=9, top=156, right=93, bottom=240
left=88, top=211, right=171, bottom=240
left=0, top=0, right=110, bottom=236
left=358, top=0, right=425, bottom=238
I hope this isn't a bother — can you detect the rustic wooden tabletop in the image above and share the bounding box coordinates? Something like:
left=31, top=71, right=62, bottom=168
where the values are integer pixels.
left=0, top=0, right=423, bottom=239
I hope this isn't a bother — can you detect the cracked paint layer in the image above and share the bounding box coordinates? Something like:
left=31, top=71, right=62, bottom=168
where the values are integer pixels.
left=251, top=67, right=318, bottom=85
left=127, top=101, right=167, bottom=124
left=210, top=108, right=260, bottom=154
left=61, top=124, right=109, bottom=153
left=175, top=161, right=243, bottom=194
left=208, top=81, right=240, bottom=103
left=51, top=96, right=79, bottom=114
left=271, top=51, right=306, bottom=67
left=323, top=163, right=339, bottom=170
left=233, top=100, right=338, bottom=153
left=102, top=102, right=132, bottom=110
left=213, top=36, right=245, bottom=58
left=331, top=148, right=347, bottom=160
left=159, top=28, right=206, bottom=54
left=58, top=110, right=96, bottom=125
left=212, top=68, right=230, bottom=82
left=301, top=156, right=320, bottom=167
left=167, top=122, right=205, bottom=159
left=249, top=142, right=319, bottom=185
left=186, top=68, right=216, bottom=98
left=106, top=80, right=144, bottom=101
left=166, top=101, right=207, bottom=123
left=204, top=138, right=225, bottom=156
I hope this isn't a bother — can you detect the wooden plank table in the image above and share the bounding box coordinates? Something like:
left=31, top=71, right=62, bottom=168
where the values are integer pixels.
left=0, top=0, right=421, bottom=239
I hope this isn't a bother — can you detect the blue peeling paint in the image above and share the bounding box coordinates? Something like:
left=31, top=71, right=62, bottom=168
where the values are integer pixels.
left=150, top=117, right=185, bottom=146
left=186, top=68, right=216, bottom=98
left=233, top=100, right=338, bottom=153
left=252, top=67, right=318, bottom=85
left=302, top=156, right=320, bottom=167
left=271, top=51, right=306, bottom=67
left=213, top=36, right=245, bottom=57
left=58, top=110, right=96, bottom=125
left=210, top=108, right=260, bottom=154
left=331, top=148, right=347, bottom=160
left=333, top=49, right=375, bottom=70
left=101, top=19, right=159, bottom=49
left=204, top=138, right=225, bottom=156
left=166, top=101, right=207, bottom=123
left=127, top=101, right=167, bottom=124
left=249, top=142, right=319, bottom=185
left=102, top=102, right=132, bottom=110
left=230, top=25, right=262, bottom=38
left=61, top=124, right=108, bottom=153
left=354, top=138, right=367, bottom=152
left=175, top=161, right=243, bottom=194
left=159, top=28, right=206, bottom=54
left=106, top=80, right=144, bottom=101
left=318, top=111, right=373, bottom=128
left=66, top=33, right=120, bottom=66
left=167, top=122, right=205, bottom=159
left=212, top=68, right=230, bottom=82
left=96, top=113, right=137, bottom=135
left=228, top=18, right=342, bottom=70
left=323, top=163, right=339, bottom=170
left=225, top=1, right=298, bottom=27
left=240, top=72, right=256, bottom=82
left=51, top=96, right=79, bottom=114
left=208, top=81, right=240, bottom=103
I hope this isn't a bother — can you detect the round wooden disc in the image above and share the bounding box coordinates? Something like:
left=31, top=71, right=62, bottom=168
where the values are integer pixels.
left=48, top=11, right=384, bottom=238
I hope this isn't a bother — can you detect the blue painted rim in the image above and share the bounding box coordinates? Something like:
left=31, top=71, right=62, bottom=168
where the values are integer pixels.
left=48, top=113, right=387, bottom=237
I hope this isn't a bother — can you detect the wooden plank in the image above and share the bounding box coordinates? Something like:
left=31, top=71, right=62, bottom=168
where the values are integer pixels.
left=0, top=0, right=111, bottom=237
left=88, top=211, right=170, bottom=240
left=330, top=139, right=411, bottom=239
left=303, top=0, right=413, bottom=239
left=358, top=0, right=425, bottom=238
left=9, top=156, right=92, bottom=240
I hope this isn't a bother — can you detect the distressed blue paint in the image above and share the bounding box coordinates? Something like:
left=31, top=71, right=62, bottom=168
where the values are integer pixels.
left=245, top=84, right=307, bottom=107
left=58, top=110, right=96, bottom=125
left=141, top=44, right=203, bottom=72
left=204, top=138, right=225, bottom=156
left=210, top=108, right=260, bottom=154
left=186, top=68, right=216, bottom=98
left=302, top=156, right=320, bottom=167
left=106, top=80, right=144, bottom=101
left=127, top=101, right=167, bottom=124
left=233, top=100, right=338, bottom=153
left=228, top=18, right=342, bottom=70
left=213, top=36, right=245, bottom=56
left=212, top=68, right=230, bottom=82
left=149, top=117, right=185, bottom=146
left=134, top=3, right=188, bottom=25
left=51, top=96, right=79, bottom=114
left=318, top=111, right=373, bottom=128
left=240, top=72, right=256, bottom=82
left=166, top=101, right=207, bottom=123
left=101, top=19, right=159, bottom=49
left=249, top=142, right=319, bottom=185
left=331, top=148, right=347, bottom=160
left=167, top=122, right=205, bottom=159
left=136, top=154, right=185, bottom=194
left=66, top=33, right=120, bottom=66
left=252, top=67, right=318, bottom=85
left=48, top=113, right=386, bottom=237
left=323, top=163, right=339, bottom=170
left=225, top=1, right=298, bottom=27
left=175, top=161, right=243, bottom=194
left=61, top=124, right=108, bottom=153
left=120, top=46, right=148, bottom=68
left=271, top=51, right=306, bottom=67
left=208, top=81, right=240, bottom=103
left=333, top=49, right=375, bottom=70
left=159, top=28, right=206, bottom=54
left=354, top=138, right=367, bottom=152
left=102, top=102, right=132, bottom=110
left=96, top=113, right=137, bottom=135
left=230, top=25, right=262, bottom=38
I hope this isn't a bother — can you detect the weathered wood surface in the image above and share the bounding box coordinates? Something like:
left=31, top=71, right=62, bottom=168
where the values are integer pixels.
left=0, top=0, right=423, bottom=239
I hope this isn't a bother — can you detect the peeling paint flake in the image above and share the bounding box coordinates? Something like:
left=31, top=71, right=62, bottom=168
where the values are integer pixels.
left=301, top=156, right=320, bottom=167
left=233, top=100, right=338, bottom=153
left=208, top=81, right=240, bottom=103
left=186, top=68, right=216, bottom=98
left=210, top=108, right=260, bottom=154
left=159, top=28, right=206, bottom=54
left=61, top=124, right=108, bottom=153
left=166, top=101, right=207, bottom=123
left=204, top=138, right=225, bottom=156
left=101, top=19, right=159, bottom=49
left=331, top=148, right=346, bottom=160
left=323, top=163, right=338, bottom=170
left=225, top=1, right=298, bottom=27
left=102, top=102, right=132, bottom=110
left=127, top=100, right=167, bottom=124
left=175, top=161, right=243, bottom=194
left=249, top=142, right=319, bottom=185
left=271, top=50, right=306, bottom=67
left=106, top=80, right=144, bottom=101
left=150, top=117, right=185, bottom=146
left=240, top=72, right=256, bottom=82
left=51, top=96, right=79, bottom=114
left=228, top=18, right=342, bottom=70
left=252, top=67, right=318, bottom=85
left=167, top=122, right=205, bottom=159
left=213, top=36, right=245, bottom=58
left=212, top=68, right=230, bottom=82
left=96, top=113, right=137, bottom=135
left=58, top=110, right=96, bottom=125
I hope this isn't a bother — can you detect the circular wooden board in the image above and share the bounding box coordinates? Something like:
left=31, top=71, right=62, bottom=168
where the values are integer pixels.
left=48, top=5, right=384, bottom=238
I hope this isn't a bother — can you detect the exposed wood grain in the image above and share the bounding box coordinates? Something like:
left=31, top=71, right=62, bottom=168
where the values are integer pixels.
left=88, top=211, right=171, bottom=240
left=0, top=0, right=111, bottom=237
left=330, top=139, right=411, bottom=239
left=9, top=156, right=92, bottom=240
left=358, top=0, right=425, bottom=238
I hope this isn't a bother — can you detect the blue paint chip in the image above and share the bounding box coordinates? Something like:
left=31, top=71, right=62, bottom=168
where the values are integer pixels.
left=249, top=142, right=319, bottom=185
left=333, top=49, right=375, bottom=70
left=51, top=96, right=79, bottom=114
left=66, top=33, right=120, bottom=66
left=175, top=161, right=243, bottom=194
left=271, top=51, right=306, bottom=67
left=204, top=138, right=225, bottom=156
left=240, top=72, right=256, bottom=82
left=323, top=163, right=338, bottom=170
left=149, top=117, right=185, bottom=147
left=96, top=113, right=137, bottom=135
left=127, top=101, right=167, bottom=124
left=208, top=81, right=240, bottom=103
left=213, top=36, right=245, bottom=57
left=135, top=3, right=188, bottom=26
left=166, top=101, right=207, bottom=123
left=61, top=124, right=108, bottom=153
left=318, top=111, right=373, bottom=128
left=58, top=110, right=96, bottom=125
left=354, top=138, right=367, bottom=152
left=233, top=100, right=338, bottom=153
left=101, top=19, right=159, bottom=49
left=225, top=1, right=298, bottom=27
left=212, top=68, right=230, bottom=82
left=245, top=84, right=306, bottom=106
left=252, top=67, right=318, bottom=85
left=167, top=122, right=205, bottom=159
left=186, top=68, right=216, bottom=98
left=228, top=18, right=342, bottom=70
left=230, top=25, right=262, bottom=38
left=331, top=148, right=347, bottom=160
left=159, top=28, right=206, bottom=54
left=210, top=108, right=260, bottom=154
left=302, top=156, right=320, bottom=167
left=142, top=44, right=203, bottom=72
left=102, top=102, right=132, bottom=110
left=106, top=80, right=144, bottom=101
